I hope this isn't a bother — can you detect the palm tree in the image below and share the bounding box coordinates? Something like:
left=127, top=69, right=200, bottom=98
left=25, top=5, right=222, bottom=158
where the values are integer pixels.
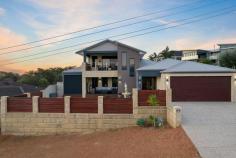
left=148, top=46, right=174, bottom=61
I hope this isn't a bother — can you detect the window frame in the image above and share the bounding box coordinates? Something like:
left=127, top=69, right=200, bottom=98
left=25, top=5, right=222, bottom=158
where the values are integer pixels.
left=121, top=52, right=127, bottom=70
left=129, top=58, right=135, bottom=77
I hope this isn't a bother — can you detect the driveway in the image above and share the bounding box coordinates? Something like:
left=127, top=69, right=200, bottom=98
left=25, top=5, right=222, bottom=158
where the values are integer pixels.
left=173, top=102, right=236, bottom=158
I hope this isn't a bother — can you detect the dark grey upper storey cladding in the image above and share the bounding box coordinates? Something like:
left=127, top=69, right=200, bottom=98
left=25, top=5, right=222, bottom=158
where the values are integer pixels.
left=117, top=44, right=143, bottom=93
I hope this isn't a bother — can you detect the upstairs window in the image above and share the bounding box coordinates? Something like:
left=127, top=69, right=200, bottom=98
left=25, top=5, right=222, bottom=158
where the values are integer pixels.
left=121, top=52, right=127, bottom=70
left=129, top=58, right=135, bottom=77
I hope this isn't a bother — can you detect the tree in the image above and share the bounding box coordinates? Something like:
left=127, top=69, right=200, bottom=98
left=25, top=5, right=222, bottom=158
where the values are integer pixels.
left=148, top=46, right=174, bottom=61
left=219, top=49, right=236, bottom=69
left=17, top=66, right=76, bottom=87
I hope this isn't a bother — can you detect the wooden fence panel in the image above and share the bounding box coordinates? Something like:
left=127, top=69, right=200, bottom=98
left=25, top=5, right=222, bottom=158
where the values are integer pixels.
left=103, top=97, right=133, bottom=114
left=70, top=97, right=98, bottom=113
left=30, top=91, right=42, bottom=97
left=7, top=98, right=32, bottom=112
left=39, top=98, right=64, bottom=113
left=138, top=90, right=166, bottom=106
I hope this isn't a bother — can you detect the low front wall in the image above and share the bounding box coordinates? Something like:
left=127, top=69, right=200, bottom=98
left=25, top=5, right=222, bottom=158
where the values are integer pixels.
left=0, top=89, right=167, bottom=136
left=0, top=106, right=166, bottom=136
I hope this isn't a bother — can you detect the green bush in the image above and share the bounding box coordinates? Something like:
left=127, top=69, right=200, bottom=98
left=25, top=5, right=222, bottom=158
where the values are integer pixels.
left=136, top=118, right=145, bottom=127
left=137, top=115, right=164, bottom=128
left=147, top=95, right=159, bottom=106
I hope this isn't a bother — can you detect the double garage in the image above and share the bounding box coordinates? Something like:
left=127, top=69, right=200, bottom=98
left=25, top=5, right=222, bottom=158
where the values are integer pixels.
left=138, top=59, right=236, bottom=102
left=170, top=76, right=232, bottom=102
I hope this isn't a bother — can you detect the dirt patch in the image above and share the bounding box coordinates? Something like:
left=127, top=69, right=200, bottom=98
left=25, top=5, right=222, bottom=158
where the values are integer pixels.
left=0, top=127, right=200, bottom=158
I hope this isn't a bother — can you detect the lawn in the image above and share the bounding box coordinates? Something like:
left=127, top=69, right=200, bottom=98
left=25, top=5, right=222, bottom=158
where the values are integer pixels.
left=0, top=127, right=200, bottom=158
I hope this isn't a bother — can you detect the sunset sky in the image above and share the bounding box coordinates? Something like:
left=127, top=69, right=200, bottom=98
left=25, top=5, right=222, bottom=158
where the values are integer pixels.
left=0, top=0, right=236, bottom=73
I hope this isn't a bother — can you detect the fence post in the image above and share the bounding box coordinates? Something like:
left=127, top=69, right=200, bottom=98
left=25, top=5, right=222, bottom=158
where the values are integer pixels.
left=64, top=96, right=71, bottom=114
left=0, top=96, right=8, bottom=115
left=32, top=96, right=39, bottom=114
left=166, top=88, right=172, bottom=106
left=132, top=88, right=138, bottom=115
left=98, top=96, right=103, bottom=115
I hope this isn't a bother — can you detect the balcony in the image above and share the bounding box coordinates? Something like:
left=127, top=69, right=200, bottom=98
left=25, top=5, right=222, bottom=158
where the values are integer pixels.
left=86, top=63, right=118, bottom=71
left=209, top=54, right=218, bottom=60
left=181, top=55, right=198, bottom=61
left=82, top=63, right=118, bottom=78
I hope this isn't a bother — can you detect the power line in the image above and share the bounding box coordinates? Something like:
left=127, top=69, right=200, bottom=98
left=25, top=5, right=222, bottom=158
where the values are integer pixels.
left=1, top=5, right=234, bottom=63
left=0, top=0, right=211, bottom=51
left=1, top=7, right=235, bottom=66
left=0, top=0, right=225, bottom=55
left=1, top=6, right=234, bottom=63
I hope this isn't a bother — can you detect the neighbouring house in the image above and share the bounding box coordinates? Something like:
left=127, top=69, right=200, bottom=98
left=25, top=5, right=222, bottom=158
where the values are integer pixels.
left=181, top=49, right=211, bottom=61
left=218, top=43, right=236, bottom=52
left=63, top=39, right=236, bottom=102
left=0, top=78, right=42, bottom=97
left=169, top=50, right=182, bottom=60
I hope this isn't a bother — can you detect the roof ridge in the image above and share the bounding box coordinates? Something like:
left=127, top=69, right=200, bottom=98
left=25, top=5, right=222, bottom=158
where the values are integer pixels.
left=160, top=60, right=185, bottom=72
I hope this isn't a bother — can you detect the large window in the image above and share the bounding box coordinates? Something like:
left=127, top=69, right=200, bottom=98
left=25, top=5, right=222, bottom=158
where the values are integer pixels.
left=142, top=77, right=156, bottom=90
left=121, top=52, right=127, bottom=70
left=129, top=58, right=135, bottom=77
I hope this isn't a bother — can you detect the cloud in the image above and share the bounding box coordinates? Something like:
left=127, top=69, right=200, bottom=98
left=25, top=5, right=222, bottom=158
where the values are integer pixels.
left=0, top=27, right=29, bottom=73
left=24, top=0, right=103, bottom=38
left=0, top=7, right=5, bottom=16
left=0, top=27, right=27, bottom=49
left=171, top=36, right=236, bottom=50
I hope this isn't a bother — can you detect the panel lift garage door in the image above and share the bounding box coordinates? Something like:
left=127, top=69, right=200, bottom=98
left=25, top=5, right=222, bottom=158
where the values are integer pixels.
left=170, top=76, right=231, bottom=101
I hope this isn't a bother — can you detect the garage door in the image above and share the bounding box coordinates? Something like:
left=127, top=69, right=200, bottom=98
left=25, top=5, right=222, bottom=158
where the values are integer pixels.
left=170, top=76, right=231, bottom=101
left=64, top=75, right=82, bottom=95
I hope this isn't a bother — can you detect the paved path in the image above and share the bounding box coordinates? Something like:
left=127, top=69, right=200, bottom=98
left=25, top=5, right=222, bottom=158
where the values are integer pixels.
left=173, top=102, right=236, bottom=158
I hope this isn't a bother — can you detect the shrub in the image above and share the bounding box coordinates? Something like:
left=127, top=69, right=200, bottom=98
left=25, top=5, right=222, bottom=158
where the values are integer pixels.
left=147, top=95, right=159, bottom=106
left=137, top=116, right=164, bottom=128
left=155, top=116, right=164, bottom=128
left=136, top=118, right=145, bottom=127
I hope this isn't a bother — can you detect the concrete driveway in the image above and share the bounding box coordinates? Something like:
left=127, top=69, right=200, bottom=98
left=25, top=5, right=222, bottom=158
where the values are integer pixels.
left=172, top=102, right=236, bottom=158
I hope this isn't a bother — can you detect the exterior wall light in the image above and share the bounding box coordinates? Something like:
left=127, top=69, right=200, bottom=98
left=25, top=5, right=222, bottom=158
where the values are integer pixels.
left=166, top=76, right=169, bottom=85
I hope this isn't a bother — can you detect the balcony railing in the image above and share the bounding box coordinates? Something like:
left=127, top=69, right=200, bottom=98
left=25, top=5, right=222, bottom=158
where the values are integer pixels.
left=86, top=63, right=118, bottom=71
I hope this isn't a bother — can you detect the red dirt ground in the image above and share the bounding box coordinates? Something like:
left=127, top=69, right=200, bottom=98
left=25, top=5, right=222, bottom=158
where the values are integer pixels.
left=0, top=127, right=200, bottom=158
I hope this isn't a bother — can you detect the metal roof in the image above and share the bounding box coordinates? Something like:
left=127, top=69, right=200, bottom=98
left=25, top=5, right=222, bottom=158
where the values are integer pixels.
left=161, top=60, right=236, bottom=73
left=137, top=59, right=182, bottom=71
left=63, top=68, right=82, bottom=75
left=0, top=86, right=24, bottom=97
left=75, top=39, right=147, bottom=55
left=137, top=58, right=235, bottom=73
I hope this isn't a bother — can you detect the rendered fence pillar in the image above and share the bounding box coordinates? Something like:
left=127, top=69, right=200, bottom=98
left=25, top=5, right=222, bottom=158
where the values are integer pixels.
left=166, top=88, right=172, bottom=106
left=98, top=96, right=103, bottom=115
left=32, top=96, right=39, bottom=114
left=64, top=96, right=71, bottom=114
left=132, top=88, right=138, bottom=115
left=0, top=96, right=8, bottom=115
left=82, top=76, right=86, bottom=98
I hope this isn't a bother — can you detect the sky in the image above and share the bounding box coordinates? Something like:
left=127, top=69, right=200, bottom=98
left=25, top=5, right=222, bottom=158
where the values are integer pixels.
left=0, top=0, right=236, bottom=73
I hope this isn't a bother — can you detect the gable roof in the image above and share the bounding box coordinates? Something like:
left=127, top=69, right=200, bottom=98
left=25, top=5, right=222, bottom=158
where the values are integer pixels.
left=162, top=60, right=236, bottom=73
left=75, top=39, right=146, bottom=55
left=137, top=58, right=236, bottom=73
left=137, top=59, right=182, bottom=71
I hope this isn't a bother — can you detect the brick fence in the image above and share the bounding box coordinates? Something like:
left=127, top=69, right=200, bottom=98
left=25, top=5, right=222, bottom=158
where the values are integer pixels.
left=0, top=89, right=170, bottom=136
